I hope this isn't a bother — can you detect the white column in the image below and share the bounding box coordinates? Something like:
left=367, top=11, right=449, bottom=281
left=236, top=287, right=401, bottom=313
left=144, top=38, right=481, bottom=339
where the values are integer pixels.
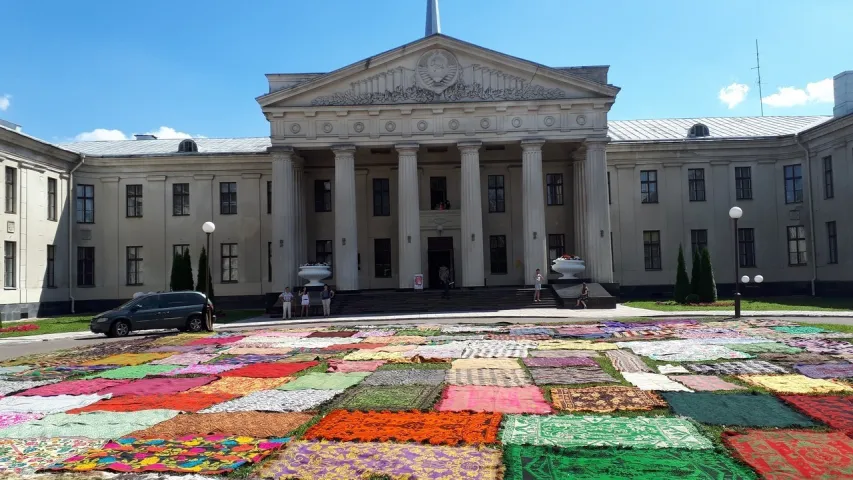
left=333, top=145, right=359, bottom=290
left=573, top=151, right=589, bottom=279
left=293, top=157, right=307, bottom=287
left=396, top=143, right=421, bottom=289
left=584, top=139, right=614, bottom=283
left=271, top=147, right=296, bottom=291
left=458, top=140, right=485, bottom=287
left=521, top=139, right=548, bottom=285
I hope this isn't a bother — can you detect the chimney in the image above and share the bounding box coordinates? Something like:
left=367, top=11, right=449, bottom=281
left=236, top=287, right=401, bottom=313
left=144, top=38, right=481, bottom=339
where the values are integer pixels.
left=134, top=134, right=157, bottom=140
left=833, top=71, right=853, bottom=118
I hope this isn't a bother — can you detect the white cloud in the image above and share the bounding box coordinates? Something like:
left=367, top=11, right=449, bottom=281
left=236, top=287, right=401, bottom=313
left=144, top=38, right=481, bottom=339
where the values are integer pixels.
left=145, top=126, right=194, bottom=139
left=0, top=94, right=11, bottom=112
left=718, top=83, right=749, bottom=109
left=73, top=125, right=204, bottom=141
left=762, top=78, right=833, bottom=108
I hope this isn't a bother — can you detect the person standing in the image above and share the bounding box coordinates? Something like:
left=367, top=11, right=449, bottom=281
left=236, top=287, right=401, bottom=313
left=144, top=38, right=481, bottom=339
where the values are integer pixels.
left=321, top=285, right=335, bottom=317
left=279, top=287, right=294, bottom=319
left=439, top=265, right=450, bottom=299
left=576, top=282, right=589, bottom=309
left=300, top=288, right=310, bottom=317
left=533, top=268, right=543, bottom=303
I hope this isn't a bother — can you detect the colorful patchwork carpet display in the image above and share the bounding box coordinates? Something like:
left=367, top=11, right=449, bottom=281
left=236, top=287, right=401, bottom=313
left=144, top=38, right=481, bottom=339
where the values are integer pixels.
left=3, top=318, right=853, bottom=478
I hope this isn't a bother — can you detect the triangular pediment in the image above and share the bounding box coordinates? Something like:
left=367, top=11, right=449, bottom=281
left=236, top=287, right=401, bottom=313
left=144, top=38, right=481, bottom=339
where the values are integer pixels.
left=258, top=34, right=619, bottom=109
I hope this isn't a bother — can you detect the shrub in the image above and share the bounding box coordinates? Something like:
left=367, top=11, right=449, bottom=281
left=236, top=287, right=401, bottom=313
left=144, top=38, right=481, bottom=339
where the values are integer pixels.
left=698, top=248, right=718, bottom=303
left=685, top=293, right=700, bottom=304
left=674, top=245, right=691, bottom=303
left=690, top=250, right=701, bottom=297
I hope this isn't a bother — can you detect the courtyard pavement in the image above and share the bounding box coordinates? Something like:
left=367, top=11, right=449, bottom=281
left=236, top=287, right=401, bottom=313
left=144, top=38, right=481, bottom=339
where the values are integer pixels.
left=0, top=317, right=852, bottom=478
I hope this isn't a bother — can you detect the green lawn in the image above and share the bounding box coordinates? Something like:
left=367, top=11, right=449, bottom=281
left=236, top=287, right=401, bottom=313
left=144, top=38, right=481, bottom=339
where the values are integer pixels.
left=623, top=297, right=853, bottom=312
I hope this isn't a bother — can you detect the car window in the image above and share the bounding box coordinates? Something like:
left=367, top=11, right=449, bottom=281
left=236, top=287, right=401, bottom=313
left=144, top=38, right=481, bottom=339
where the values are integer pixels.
left=163, top=293, right=202, bottom=307
left=135, top=295, right=160, bottom=311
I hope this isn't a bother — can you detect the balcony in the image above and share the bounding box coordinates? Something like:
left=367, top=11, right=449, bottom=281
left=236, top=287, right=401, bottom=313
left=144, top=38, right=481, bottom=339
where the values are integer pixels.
left=420, top=208, right=460, bottom=232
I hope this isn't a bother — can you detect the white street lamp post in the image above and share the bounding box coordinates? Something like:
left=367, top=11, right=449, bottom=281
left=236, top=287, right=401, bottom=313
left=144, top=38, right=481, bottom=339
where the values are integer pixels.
left=729, top=206, right=743, bottom=318
left=202, top=221, right=216, bottom=330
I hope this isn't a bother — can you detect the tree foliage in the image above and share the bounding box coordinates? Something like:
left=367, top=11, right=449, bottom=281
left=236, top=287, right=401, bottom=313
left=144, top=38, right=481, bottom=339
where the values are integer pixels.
left=196, top=247, right=214, bottom=303
left=690, top=249, right=702, bottom=297
left=698, top=247, right=718, bottom=303
left=674, top=245, right=691, bottom=303
left=169, top=250, right=195, bottom=291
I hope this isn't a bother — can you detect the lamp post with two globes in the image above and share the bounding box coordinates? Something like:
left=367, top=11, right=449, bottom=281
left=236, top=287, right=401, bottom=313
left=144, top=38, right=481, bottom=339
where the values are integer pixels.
left=202, top=221, right=216, bottom=331
left=729, top=206, right=743, bottom=318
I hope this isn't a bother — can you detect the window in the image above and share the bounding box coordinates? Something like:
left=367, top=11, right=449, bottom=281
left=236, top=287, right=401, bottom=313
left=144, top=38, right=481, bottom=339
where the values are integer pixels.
left=76, top=184, right=94, bottom=223
left=220, top=182, right=237, bottom=214
left=547, top=234, right=565, bottom=267
left=135, top=294, right=160, bottom=311
left=47, top=178, right=57, bottom=221
left=77, top=246, right=94, bottom=286
left=738, top=228, right=756, bottom=267
left=126, top=246, right=143, bottom=285
left=125, top=185, right=143, bottom=217
left=787, top=225, right=807, bottom=266
left=643, top=230, right=662, bottom=270
left=546, top=174, right=563, bottom=205
left=640, top=170, right=658, bottom=203
left=266, top=181, right=272, bottom=215
left=46, top=244, right=56, bottom=288
left=316, top=240, right=332, bottom=265
left=373, top=178, right=390, bottom=216
left=4, top=167, right=15, bottom=214
left=688, top=123, right=710, bottom=138
left=314, top=180, right=332, bottom=212
left=688, top=168, right=706, bottom=201
left=823, top=156, right=834, bottom=199
left=3, top=242, right=15, bottom=288
left=827, top=221, right=838, bottom=265
left=178, top=139, right=198, bottom=153
left=268, top=241, right=272, bottom=282
left=486, top=175, right=505, bottom=213
left=374, top=238, right=392, bottom=278
left=607, top=172, right=611, bottom=204
left=429, top=177, right=447, bottom=209
left=489, top=235, right=508, bottom=274
left=172, top=183, right=190, bottom=216
left=221, top=243, right=238, bottom=282
left=735, top=166, right=752, bottom=200
left=784, top=164, right=803, bottom=204
left=690, top=229, right=708, bottom=258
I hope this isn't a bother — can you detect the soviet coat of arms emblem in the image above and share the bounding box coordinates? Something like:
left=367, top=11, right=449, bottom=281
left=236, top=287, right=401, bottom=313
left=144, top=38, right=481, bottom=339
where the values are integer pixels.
left=416, top=48, right=460, bottom=93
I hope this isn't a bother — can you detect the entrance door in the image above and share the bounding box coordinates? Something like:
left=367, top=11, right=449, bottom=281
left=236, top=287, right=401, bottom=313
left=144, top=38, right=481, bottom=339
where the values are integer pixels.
left=427, top=236, right=454, bottom=289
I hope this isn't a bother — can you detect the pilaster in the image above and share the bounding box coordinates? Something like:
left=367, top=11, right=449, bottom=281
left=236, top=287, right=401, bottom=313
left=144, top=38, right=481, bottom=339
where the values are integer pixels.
left=521, top=138, right=548, bottom=285
left=332, top=145, right=359, bottom=291
left=458, top=140, right=485, bottom=287
left=584, top=138, right=613, bottom=283
left=396, top=143, right=421, bottom=289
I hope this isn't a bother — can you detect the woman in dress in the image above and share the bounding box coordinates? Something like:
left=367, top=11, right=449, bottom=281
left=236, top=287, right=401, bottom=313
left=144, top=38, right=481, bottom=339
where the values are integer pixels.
left=300, top=288, right=311, bottom=317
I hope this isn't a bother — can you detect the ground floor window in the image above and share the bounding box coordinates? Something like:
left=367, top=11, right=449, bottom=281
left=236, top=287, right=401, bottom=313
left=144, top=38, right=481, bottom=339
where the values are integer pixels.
left=489, top=235, right=507, bottom=274
left=787, top=225, right=807, bottom=266
left=77, top=246, right=95, bottom=286
left=3, top=241, right=15, bottom=289
left=374, top=238, right=392, bottom=278
left=643, top=230, right=661, bottom=270
left=221, top=243, right=238, bottom=282
left=738, top=228, right=756, bottom=267
left=126, top=246, right=143, bottom=286
left=46, top=244, right=56, bottom=288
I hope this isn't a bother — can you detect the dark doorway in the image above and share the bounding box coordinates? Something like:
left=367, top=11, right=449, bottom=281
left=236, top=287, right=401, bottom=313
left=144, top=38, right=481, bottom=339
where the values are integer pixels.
left=427, top=236, right=454, bottom=289
left=429, top=177, right=448, bottom=210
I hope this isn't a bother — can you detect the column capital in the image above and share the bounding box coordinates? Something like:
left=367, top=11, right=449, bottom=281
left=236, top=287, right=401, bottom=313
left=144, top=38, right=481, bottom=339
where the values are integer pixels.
left=585, top=137, right=611, bottom=152
left=395, top=143, right=420, bottom=155
left=268, top=146, right=295, bottom=161
left=520, top=138, right=546, bottom=151
left=457, top=140, right=482, bottom=153
left=572, top=148, right=587, bottom=162
left=331, top=144, right=357, bottom=154
left=292, top=155, right=305, bottom=169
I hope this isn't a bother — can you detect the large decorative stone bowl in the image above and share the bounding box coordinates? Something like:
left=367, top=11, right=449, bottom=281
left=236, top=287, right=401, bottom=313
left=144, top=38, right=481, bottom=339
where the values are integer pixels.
left=551, top=258, right=585, bottom=280
left=298, top=265, right=331, bottom=287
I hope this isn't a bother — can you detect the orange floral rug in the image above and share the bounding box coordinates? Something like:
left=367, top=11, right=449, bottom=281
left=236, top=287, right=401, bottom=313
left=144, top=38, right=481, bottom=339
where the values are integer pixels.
left=303, top=410, right=502, bottom=445
left=67, top=392, right=236, bottom=413
left=129, top=412, right=314, bottom=438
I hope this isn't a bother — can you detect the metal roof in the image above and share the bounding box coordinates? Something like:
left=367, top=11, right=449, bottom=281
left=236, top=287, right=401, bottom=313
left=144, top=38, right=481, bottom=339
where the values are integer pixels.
left=607, top=115, right=830, bottom=142
left=56, top=137, right=272, bottom=156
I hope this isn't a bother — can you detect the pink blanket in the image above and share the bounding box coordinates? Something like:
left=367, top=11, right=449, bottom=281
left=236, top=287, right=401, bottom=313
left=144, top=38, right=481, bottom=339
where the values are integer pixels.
left=15, top=379, right=130, bottom=397
left=436, top=385, right=552, bottom=414
left=98, top=376, right=216, bottom=396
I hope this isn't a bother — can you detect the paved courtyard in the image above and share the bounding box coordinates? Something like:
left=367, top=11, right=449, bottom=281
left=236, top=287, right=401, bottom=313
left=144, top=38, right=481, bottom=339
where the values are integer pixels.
left=1, top=318, right=853, bottom=479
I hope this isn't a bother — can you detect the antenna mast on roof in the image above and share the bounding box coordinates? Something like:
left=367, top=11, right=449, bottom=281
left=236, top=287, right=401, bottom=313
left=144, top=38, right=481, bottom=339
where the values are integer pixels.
left=752, top=39, right=764, bottom=117
left=425, top=0, right=440, bottom=36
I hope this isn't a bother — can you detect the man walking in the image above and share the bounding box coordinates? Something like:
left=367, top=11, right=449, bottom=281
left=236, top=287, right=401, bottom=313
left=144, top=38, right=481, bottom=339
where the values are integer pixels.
left=439, top=265, right=450, bottom=299
left=533, top=268, right=543, bottom=303
left=279, top=287, right=293, bottom=319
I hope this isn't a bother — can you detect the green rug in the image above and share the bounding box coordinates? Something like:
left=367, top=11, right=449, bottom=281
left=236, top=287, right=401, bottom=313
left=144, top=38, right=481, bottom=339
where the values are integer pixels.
left=661, top=392, right=816, bottom=427
left=727, top=342, right=803, bottom=354
left=396, top=329, right=441, bottom=336
left=771, top=326, right=828, bottom=334
left=278, top=372, right=369, bottom=391
left=503, top=445, right=757, bottom=479
left=83, top=365, right=180, bottom=379
left=332, top=384, right=443, bottom=411
left=501, top=415, right=712, bottom=450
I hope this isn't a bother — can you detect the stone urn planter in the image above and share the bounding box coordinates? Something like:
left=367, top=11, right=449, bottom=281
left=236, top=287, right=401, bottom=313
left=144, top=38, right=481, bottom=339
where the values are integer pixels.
left=298, top=264, right=331, bottom=287
left=551, top=257, right=586, bottom=280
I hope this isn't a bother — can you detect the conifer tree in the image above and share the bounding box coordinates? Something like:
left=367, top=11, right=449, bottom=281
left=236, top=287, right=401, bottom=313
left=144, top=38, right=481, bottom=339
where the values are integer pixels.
left=181, top=250, right=194, bottom=290
left=196, top=247, right=214, bottom=301
left=690, top=249, right=702, bottom=297
left=169, top=253, right=182, bottom=291
left=674, top=245, right=690, bottom=303
left=698, top=248, right=718, bottom=303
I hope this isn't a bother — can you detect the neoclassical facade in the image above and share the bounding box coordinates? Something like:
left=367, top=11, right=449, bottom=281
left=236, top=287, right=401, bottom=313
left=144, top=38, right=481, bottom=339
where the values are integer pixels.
left=1, top=33, right=852, bottom=319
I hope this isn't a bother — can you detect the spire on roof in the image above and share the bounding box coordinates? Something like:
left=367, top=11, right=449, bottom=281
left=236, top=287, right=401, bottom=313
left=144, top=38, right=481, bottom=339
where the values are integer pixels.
left=425, top=0, right=440, bottom=36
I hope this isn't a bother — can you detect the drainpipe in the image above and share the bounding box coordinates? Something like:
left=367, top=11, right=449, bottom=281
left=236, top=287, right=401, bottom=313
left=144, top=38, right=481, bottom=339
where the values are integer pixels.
left=794, top=135, right=817, bottom=296
left=68, top=154, right=86, bottom=312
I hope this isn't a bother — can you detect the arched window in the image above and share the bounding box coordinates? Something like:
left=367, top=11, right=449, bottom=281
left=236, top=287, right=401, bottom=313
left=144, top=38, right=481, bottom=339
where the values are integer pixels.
left=178, top=139, right=198, bottom=153
left=688, top=123, right=710, bottom=138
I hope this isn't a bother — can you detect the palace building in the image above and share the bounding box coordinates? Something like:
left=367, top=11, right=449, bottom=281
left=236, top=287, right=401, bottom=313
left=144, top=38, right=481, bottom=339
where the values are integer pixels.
left=2, top=5, right=853, bottom=319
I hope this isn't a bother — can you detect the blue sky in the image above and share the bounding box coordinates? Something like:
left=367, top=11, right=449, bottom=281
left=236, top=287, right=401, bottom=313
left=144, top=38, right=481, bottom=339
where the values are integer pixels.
left=2, top=0, right=851, bottom=142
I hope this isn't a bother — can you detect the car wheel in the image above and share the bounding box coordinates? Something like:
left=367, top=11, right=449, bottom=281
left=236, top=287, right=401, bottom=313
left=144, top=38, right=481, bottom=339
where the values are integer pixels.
left=187, top=315, right=204, bottom=333
left=109, top=320, right=130, bottom=338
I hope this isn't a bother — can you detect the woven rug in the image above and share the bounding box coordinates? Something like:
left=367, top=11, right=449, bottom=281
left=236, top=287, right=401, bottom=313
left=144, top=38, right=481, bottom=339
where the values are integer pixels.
left=258, top=440, right=502, bottom=480
left=308, top=330, right=357, bottom=338
left=554, top=325, right=604, bottom=336
left=0, top=410, right=179, bottom=438
left=667, top=375, right=745, bottom=391
left=15, top=379, right=129, bottom=396
left=342, top=350, right=408, bottom=361
left=45, top=435, right=288, bottom=475
left=621, top=372, right=693, bottom=391
left=445, top=369, right=532, bottom=387
left=0, top=380, right=58, bottom=396
left=160, top=363, right=243, bottom=376
left=82, top=353, right=172, bottom=366
left=0, top=367, right=73, bottom=382
left=0, top=412, right=43, bottom=429
left=85, top=364, right=182, bottom=379
left=187, top=336, right=245, bottom=346
left=503, top=445, right=757, bottom=480
left=352, top=329, right=395, bottom=338
left=436, top=385, right=551, bottom=414
left=779, top=395, right=853, bottom=435
left=509, top=327, right=554, bottom=336
left=360, top=335, right=426, bottom=345
left=528, top=349, right=599, bottom=358
left=333, top=385, right=442, bottom=411
left=410, top=343, right=469, bottom=359
left=0, top=393, right=108, bottom=414
left=206, top=354, right=290, bottom=365
left=441, top=325, right=506, bottom=333
left=523, top=357, right=597, bottom=368
left=737, top=374, right=853, bottom=393
left=501, top=414, right=712, bottom=449
left=129, top=412, right=313, bottom=438
left=361, top=369, right=446, bottom=386
left=200, top=389, right=342, bottom=413
left=661, top=392, right=816, bottom=427
left=795, top=361, right=853, bottom=379
left=724, top=429, right=853, bottom=479
left=550, top=386, right=667, bottom=412
left=223, top=347, right=292, bottom=355
left=529, top=367, right=616, bottom=385
left=786, top=338, right=853, bottom=355
left=148, top=353, right=218, bottom=365
left=67, top=392, right=236, bottom=413
left=326, top=360, right=386, bottom=373
left=728, top=342, right=803, bottom=354
left=0, top=437, right=105, bottom=475
left=535, top=340, right=617, bottom=350
left=278, top=372, right=369, bottom=390
left=758, top=352, right=839, bottom=366
left=687, top=360, right=788, bottom=375
left=97, top=376, right=216, bottom=397
left=617, top=341, right=751, bottom=362
left=303, top=410, right=502, bottom=445
left=451, top=358, right=523, bottom=369
left=219, top=361, right=318, bottom=378
left=772, top=326, right=828, bottom=334
left=486, top=334, right=551, bottom=341
left=189, top=377, right=290, bottom=395
left=460, top=345, right=528, bottom=358
left=657, top=364, right=690, bottom=374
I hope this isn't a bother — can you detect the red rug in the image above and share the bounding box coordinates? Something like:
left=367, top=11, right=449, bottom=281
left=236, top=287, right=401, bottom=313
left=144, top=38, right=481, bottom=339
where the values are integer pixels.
left=779, top=395, right=853, bottom=435
left=308, top=331, right=357, bottom=338
left=67, top=392, right=237, bottom=413
left=219, top=361, right=319, bottom=378
left=724, top=429, right=853, bottom=479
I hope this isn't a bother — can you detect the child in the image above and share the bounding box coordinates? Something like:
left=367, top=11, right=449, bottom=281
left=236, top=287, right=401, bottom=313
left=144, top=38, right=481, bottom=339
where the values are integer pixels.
left=279, top=287, right=293, bottom=319
left=533, top=268, right=543, bottom=303
left=300, top=288, right=310, bottom=317
left=576, top=282, right=589, bottom=309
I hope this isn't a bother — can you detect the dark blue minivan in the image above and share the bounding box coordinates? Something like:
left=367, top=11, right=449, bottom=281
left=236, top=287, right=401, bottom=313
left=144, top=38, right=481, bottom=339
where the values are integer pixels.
left=90, top=291, right=215, bottom=337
